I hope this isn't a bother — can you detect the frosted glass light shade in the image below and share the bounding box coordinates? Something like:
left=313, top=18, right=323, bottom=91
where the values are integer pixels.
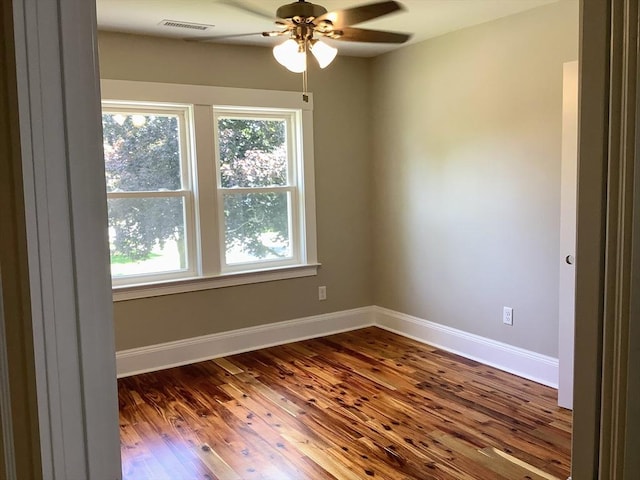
left=273, top=39, right=306, bottom=73
left=310, top=40, right=337, bottom=69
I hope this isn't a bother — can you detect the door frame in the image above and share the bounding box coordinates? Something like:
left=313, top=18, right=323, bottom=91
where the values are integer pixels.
left=7, top=0, right=121, bottom=478
left=1, top=1, right=43, bottom=477
left=3, top=0, right=637, bottom=478
left=572, top=0, right=640, bottom=477
left=558, top=60, right=579, bottom=410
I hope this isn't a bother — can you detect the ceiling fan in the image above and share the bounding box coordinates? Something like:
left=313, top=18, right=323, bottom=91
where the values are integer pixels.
left=195, top=0, right=410, bottom=99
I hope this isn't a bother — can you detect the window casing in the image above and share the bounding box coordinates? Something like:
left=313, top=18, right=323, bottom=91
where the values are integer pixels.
left=101, top=81, right=318, bottom=300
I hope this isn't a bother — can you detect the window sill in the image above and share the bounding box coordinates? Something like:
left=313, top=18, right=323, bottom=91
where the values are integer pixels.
left=112, top=263, right=320, bottom=302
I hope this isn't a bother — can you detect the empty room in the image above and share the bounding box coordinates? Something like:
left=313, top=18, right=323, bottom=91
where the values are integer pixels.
left=20, top=0, right=640, bottom=479
left=97, top=1, right=578, bottom=478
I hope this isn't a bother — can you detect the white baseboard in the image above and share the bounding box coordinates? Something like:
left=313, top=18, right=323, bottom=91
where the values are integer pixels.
left=373, top=306, right=559, bottom=388
left=116, top=306, right=373, bottom=377
left=116, top=305, right=559, bottom=389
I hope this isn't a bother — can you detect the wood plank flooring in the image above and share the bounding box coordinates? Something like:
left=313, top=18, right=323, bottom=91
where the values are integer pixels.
left=118, top=327, right=572, bottom=479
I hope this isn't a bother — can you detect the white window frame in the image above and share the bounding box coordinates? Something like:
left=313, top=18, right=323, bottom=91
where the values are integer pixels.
left=100, top=80, right=319, bottom=301
left=213, top=108, right=302, bottom=273
left=102, top=102, right=198, bottom=286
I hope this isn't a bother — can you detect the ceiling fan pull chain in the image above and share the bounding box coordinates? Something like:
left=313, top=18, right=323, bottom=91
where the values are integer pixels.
left=302, top=70, right=309, bottom=103
left=302, top=45, right=309, bottom=102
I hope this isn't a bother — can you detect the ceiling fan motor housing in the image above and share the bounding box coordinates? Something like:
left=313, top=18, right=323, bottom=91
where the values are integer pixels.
left=276, top=1, right=328, bottom=21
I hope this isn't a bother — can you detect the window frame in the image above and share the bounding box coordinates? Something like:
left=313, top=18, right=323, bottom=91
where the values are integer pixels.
left=101, top=102, right=199, bottom=286
left=213, top=107, right=302, bottom=272
left=100, top=80, right=319, bottom=301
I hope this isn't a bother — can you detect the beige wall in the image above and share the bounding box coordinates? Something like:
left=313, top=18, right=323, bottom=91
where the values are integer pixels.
left=98, top=32, right=374, bottom=350
left=370, top=1, right=579, bottom=357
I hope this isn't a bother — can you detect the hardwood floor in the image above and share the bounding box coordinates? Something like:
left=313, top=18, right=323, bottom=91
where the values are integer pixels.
left=118, top=327, right=572, bottom=479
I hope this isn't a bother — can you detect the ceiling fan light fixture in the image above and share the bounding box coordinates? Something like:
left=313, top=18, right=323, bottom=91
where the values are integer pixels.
left=273, top=38, right=307, bottom=73
left=310, top=39, right=337, bottom=68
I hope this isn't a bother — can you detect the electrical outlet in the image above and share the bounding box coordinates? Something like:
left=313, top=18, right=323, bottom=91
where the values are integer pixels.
left=503, top=306, right=513, bottom=326
left=318, top=286, right=327, bottom=301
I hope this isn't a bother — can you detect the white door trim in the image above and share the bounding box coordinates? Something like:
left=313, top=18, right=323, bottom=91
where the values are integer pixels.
left=11, top=0, right=121, bottom=478
left=558, top=60, right=579, bottom=409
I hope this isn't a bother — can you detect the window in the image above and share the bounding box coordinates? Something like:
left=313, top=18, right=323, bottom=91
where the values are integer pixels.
left=102, top=104, right=196, bottom=285
left=101, top=81, right=318, bottom=300
left=215, top=110, right=300, bottom=271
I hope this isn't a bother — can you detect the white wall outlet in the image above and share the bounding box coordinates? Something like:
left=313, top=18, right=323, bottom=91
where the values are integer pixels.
left=318, top=286, right=327, bottom=301
left=503, top=306, right=513, bottom=326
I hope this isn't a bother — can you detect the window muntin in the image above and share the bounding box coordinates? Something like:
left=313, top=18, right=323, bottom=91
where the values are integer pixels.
left=214, top=110, right=300, bottom=271
left=102, top=104, right=196, bottom=283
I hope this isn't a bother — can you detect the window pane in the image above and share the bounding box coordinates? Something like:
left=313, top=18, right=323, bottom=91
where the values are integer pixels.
left=102, top=112, right=183, bottom=192
left=108, top=197, right=188, bottom=277
left=223, top=192, right=291, bottom=264
left=217, top=118, right=288, bottom=188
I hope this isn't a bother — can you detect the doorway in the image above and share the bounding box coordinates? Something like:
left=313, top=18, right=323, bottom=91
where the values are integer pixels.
left=5, top=0, right=636, bottom=479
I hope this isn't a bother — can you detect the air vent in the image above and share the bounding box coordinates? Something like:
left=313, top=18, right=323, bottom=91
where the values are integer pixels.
left=159, top=20, right=214, bottom=31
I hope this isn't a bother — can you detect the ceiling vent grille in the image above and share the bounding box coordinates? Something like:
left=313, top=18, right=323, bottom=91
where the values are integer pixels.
left=159, top=20, right=213, bottom=31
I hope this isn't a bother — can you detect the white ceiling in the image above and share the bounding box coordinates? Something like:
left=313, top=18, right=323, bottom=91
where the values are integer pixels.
left=96, top=0, right=557, bottom=57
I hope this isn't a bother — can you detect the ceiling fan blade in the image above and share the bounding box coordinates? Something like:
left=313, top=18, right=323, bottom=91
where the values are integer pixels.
left=314, top=1, right=404, bottom=29
left=331, top=27, right=411, bottom=44
left=187, top=31, right=275, bottom=42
